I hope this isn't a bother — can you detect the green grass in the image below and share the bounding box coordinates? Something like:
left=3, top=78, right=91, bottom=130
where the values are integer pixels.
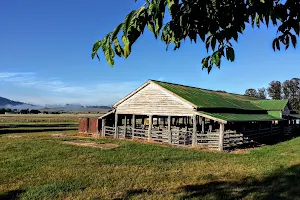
left=1, top=132, right=300, bottom=199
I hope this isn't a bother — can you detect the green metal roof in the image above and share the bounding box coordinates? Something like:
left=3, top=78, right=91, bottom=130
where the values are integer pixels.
left=153, top=80, right=262, bottom=110
left=290, top=114, right=300, bottom=119
left=197, top=111, right=282, bottom=122
left=251, top=100, right=288, bottom=111
left=153, top=80, right=288, bottom=111
left=267, top=111, right=281, bottom=118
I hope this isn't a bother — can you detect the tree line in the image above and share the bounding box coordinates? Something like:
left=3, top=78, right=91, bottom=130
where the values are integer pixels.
left=245, top=78, right=300, bottom=111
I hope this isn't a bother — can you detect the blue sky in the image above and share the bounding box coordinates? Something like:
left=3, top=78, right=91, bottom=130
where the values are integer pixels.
left=1, top=0, right=299, bottom=106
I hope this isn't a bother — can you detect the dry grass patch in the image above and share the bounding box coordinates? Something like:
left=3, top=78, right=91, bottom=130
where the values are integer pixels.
left=62, top=140, right=120, bottom=149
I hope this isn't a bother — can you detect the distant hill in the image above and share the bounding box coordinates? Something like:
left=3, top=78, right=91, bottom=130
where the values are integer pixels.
left=0, top=96, right=25, bottom=107
left=0, top=96, right=111, bottom=113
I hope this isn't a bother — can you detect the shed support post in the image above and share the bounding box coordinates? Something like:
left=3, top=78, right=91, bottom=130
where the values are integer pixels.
left=132, top=114, right=135, bottom=139
left=124, top=115, right=127, bottom=138
left=168, top=116, right=171, bottom=144
left=201, top=117, right=205, bottom=133
left=192, top=115, right=197, bottom=147
left=219, top=123, right=225, bottom=151
left=101, top=118, right=106, bottom=137
left=148, top=115, right=153, bottom=141
left=114, top=113, right=118, bottom=138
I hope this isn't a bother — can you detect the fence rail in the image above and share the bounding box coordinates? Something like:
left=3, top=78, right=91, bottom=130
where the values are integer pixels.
left=102, top=124, right=287, bottom=150
left=104, top=126, right=115, bottom=137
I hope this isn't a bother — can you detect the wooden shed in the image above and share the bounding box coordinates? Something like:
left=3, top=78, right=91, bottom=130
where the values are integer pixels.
left=97, top=80, right=297, bottom=151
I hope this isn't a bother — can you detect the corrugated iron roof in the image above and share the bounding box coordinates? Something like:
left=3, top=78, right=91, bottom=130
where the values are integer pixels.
left=251, top=100, right=288, bottom=111
left=153, top=80, right=288, bottom=111
left=197, top=111, right=282, bottom=122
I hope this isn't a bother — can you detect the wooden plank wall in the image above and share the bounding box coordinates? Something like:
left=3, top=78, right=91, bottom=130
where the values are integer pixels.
left=116, top=83, right=195, bottom=115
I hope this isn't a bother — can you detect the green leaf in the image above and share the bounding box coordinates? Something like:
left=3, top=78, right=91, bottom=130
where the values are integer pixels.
left=291, top=34, right=297, bottom=48
left=148, top=21, right=156, bottom=37
left=211, top=36, right=216, bottom=51
left=212, top=52, right=221, bottom=68
left=123, top=10, right=136, bottom=34
left=167, top=0, right=178, bottom=17
left=155, top=14, right=163, bottom=35
left=205, top=35, right=212, bottom=52
left=255, top=14, right=260, bottom=28
left=272, top=39, right=277, bottom=51
left=111, top=23, right=123, bottom=40
left=285, top=35, right=290, bottom=50
left=226, top=47, right=235, bottom=62
left=201, top=56, right=210, bottom=69
left=104, top=36, right=115, bottom=67
left=122, top=35, right=131, bottom=58
left=276, top=39, right=280, bottom=50
left=91, top=40, right=102, bottom=60
left=113, top=38, right=123, bottom=57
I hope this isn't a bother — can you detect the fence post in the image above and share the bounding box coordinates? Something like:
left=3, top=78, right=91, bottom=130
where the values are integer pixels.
left=148, top=115, right=153, bottom=141
left=124, top=115, right=127, bottom=138
left=132, top=114, right=135, bottom=139
left=219, top=123, right=225, bottom=151
left=114, top=113, right=118, bottom=138
left=192, top=115, right=197, bottom=147
left=168, top=116, right=171, bottom=144
left=101, top=118, right=106, bottom=137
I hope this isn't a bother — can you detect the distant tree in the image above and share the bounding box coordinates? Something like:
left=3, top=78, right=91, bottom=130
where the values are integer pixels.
left=245, top=88, right=257, bottom=98
left=267, top=81, right=282, bottom=100
left=30, top=109, right=41, bottom=114
left=20, top=109, right=29, bottom=114
left=282, top=80, right=291, bottom=99
left=257, top=88, right=267, bottom=99
left=282, top=78, right=300, bottom=110
left=0, top=108, right=6, bottom=114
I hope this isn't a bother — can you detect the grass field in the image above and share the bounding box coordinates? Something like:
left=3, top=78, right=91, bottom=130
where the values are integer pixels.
left=1, top=129, right=300, bottom=200
left=0, top=114, right=102, bottom=135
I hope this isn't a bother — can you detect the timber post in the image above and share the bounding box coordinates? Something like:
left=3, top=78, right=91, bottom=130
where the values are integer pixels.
left=148, top=115, right=153, bottom=141
left=114, top=112, right=118, bottom=138
left=192, top=114, right=197, bottom=147
left=101, top=118, right=106, bottom=137
left=219, top=123, right=225, bottom=151
left=124, top=115, right=127, bottom=138
left=168, top=116, right=171, bottom=144
left=132, top=114, right=135, bottom=139
left=201, top=117, right=205, bottom=133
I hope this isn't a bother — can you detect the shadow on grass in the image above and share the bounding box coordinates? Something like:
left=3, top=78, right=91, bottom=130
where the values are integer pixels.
left=179, top=164, right=300, bottom=199
left=0, top=189, right=25, bottom=200
left=114, top=189, right=153, bottom=200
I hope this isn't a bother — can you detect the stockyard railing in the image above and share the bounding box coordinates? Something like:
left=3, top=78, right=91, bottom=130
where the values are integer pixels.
left=196, top=130, right=244, bottom=149
left=151, top=128, right=169, bottom=143
left=197, top=131, right=220, bottom=149
left=131, top=128, right=148, bottom=139
left=243, top=125, right=281, bottom=141
left=104, top=126, right=115, bottom=137
left=171, top=128, right=192, bottom=146
left=103, top=126, right=245, bottom=150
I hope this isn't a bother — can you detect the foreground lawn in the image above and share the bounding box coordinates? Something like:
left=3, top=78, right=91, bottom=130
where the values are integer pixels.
left=1, top=132, right=300, bottom=200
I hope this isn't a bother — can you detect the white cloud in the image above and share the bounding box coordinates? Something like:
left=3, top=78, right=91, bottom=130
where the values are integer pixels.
left=0, top=72, right=141, bottom=105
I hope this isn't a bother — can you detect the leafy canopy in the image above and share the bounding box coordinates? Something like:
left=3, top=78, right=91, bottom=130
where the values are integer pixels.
left=92, top=0, right=300, bottom=73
